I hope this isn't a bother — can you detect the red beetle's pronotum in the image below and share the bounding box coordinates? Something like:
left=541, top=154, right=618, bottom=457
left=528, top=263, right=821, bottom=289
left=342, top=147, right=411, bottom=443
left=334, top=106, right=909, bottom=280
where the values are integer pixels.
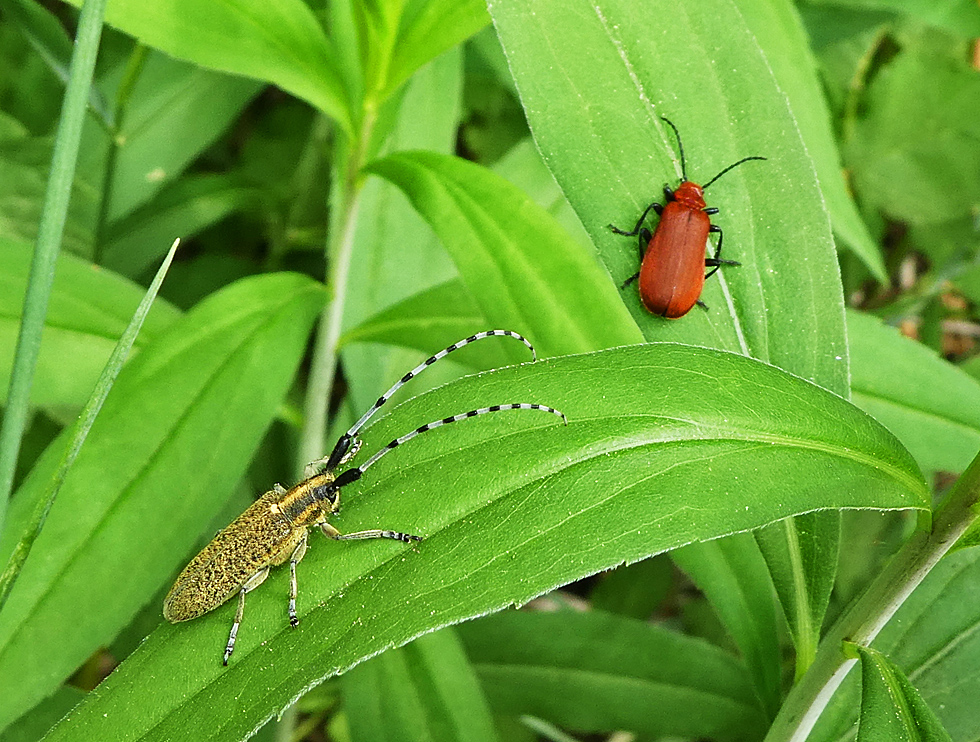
left=610, top=117, right=766, bottom=318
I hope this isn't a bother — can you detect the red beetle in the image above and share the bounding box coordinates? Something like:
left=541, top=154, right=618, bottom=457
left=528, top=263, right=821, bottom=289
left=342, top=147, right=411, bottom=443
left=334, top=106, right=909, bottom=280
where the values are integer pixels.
left=610, top=117, right=765, bottom=318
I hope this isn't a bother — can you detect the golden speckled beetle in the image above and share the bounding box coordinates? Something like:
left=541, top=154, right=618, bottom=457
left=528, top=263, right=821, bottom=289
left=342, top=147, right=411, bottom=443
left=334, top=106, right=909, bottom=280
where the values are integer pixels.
left=163, top=330, right=567, bottom=664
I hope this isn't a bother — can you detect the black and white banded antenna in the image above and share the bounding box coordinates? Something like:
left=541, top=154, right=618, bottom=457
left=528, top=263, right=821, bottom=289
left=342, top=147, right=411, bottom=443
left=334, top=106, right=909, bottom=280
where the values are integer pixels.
left=322, top=330, right=537, bottom=472
left=328, top=403, right=567, bottom=492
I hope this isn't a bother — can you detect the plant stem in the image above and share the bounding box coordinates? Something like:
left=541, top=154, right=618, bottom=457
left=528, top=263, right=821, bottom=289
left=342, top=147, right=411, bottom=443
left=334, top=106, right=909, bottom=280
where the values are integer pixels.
left=298, top=104, right=377, bottom=478
left=93, top=42, right=148, bottom=264
left=765, top=456, right=980, bottom=741
left=0, top=0, right=107, bottom=538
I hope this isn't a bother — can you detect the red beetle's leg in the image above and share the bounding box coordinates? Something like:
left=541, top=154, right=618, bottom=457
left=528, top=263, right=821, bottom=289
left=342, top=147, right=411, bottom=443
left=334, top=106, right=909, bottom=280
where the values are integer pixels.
left=620, top=227, right=652, bottom=288
left=609, top=201, right=661, bottom=237
left=704, top=224, right=740, bottom=279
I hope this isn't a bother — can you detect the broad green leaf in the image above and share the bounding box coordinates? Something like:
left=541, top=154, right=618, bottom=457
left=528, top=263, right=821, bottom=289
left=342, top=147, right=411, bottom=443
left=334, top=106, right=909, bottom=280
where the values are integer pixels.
left=343, top=279, right=517, bottom=373
left=63, top=0, right=351, bottom=131
left=488, top=0, right=848, bottom=682
left=737, top=0, right=886, bottom=281
left=588, top=556, right=673, bottom=620
left=492, top=138, right=592, bottom=250
left=0, top=237, right=181, bottom=409
left=39, top=342, right=926, bottom=741
left=458, top=610, right=767, bottom=741
left=489, top=0, right=846, bottom=389
left=101, top=175, right=263, bottom=278
left=366, top=151, right=643, bottom=358
left=847, top=41, right=980, bottom=226
left=343, top=280, right=483, bottom=358
left=80, top=52, right=263, bottom=223
left=383, top=0, right=490, bottom=101
left=848, top=310, right=980, bottom=478
left=753, top=511, right=840, bottom=673
left=812, top=547, right=980, bottom=742
left=807, top=0, right=980, bottom=37
left=674, top=533, right=783, bottom=719
left=0, top=238, right=177, bottom=613
left=0, top=686, right=84, bottom=742
left=853, top=645, right=952, bottom=742
left=0, top=134, right=97, bottom=257
left=344, top=628, right=498, bottom=742
left=0, top=0, right=110, bottom=121
left=0, top=273, right=325, bottom=732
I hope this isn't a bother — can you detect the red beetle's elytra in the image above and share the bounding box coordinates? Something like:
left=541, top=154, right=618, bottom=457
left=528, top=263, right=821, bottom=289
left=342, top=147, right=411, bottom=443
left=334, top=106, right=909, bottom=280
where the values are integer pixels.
left=609, top=117, right=766, bottom=319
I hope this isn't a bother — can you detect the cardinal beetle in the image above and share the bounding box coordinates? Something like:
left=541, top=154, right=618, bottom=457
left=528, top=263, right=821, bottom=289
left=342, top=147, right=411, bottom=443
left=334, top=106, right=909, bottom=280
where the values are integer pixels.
left=609, top=117, right=766, bottom=318
left=163, top=330, right=566, bottom=664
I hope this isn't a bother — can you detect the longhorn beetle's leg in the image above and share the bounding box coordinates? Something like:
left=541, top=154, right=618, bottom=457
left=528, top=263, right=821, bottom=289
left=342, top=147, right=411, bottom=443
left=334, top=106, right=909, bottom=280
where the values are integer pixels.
left=319, top=522, right=422, bottom=544
left=224, top=566, right=271, bottom=664
left=288, top=534, right=309, bottom=628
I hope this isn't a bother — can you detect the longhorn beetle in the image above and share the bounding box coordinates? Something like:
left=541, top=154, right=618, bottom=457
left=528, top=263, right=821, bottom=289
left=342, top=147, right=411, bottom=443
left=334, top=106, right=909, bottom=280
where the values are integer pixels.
left=610, top=116, right=766, bottom=318
left=163, top=330, right=566, bottom=664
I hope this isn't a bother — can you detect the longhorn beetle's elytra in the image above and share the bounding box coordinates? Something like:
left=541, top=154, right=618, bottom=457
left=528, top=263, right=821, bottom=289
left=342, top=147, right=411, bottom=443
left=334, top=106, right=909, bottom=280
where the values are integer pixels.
left=163, top=330, right=567, bottom=664
left=609, top=116, right=766, bottom=318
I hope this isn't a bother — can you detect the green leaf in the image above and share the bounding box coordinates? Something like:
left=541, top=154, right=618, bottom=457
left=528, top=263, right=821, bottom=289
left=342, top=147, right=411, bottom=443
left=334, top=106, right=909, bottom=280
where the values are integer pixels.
left=0, top=0, right=110, bottom=122
left=848, top=41, right=980, bottom=226
left=489, top=0, right=847, bottom=389
left=84, top=52, right=263, bottom=223
left=64, top=0, right=352, bottom=131
left=101, top=175, right=263, bottom=278
left=343, top=280, right=484, bottom=359
left=588, top=556, right=673, bottom=620
left=344, top=628, right=499, bottom=742
left=488, top=0, right=849, bottom=681
left=736, top=0, right=886, bottom=281
left=383, top=0, right=490, bottom=101
left=341, top=48, right=462, bottom=415
left=37, top=342, right=926, bottom=741
left=809, top=0, right=980, bottom=37
left=811, top=547, right=980, bottom=742
left=848, top=310, right=980, bottom=478
left=0, top=237, right=181, bottom=409
left=673, top=533, right=783, bottom=719
left=0, top=239, right=179, bottom=613
left=366, top=150, right=643, bottom=358
left=458, top=610, right=767, bottom=741
left=344, top=279, right=521, bottom=373
left=0, top=135, right=97, bottom=257
left=754, top=511, right=840, bottom=673
left=0, top=273, right=326, bottom=732
left=853, top=644, right=952, bottom=742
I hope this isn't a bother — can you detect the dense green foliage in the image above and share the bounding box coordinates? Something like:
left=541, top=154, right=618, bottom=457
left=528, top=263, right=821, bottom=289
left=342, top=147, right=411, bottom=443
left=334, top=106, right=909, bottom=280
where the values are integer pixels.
left=1, top=0, right=979, bottom=741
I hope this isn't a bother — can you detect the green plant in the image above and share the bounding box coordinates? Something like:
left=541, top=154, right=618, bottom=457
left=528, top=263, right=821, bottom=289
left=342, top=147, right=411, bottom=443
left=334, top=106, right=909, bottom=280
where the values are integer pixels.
left=1, top=0, right=979, bottom=741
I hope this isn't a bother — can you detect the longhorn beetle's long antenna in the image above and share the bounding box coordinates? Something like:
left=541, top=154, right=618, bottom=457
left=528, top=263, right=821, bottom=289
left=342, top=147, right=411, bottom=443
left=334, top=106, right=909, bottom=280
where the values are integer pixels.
left=323, top=330, right=536, bottom=471
left=327, top=403, right=567, bottom=492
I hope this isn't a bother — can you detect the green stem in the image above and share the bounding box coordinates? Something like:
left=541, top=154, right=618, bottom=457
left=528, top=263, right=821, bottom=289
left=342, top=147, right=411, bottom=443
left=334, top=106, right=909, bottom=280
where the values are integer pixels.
left=93, top=43, right=148, bottom=263
left=765, top=457, right=980, bottom=741
left=0, top=0, right=107, bottom=538
left=298, top=104, right=377, bottom=477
